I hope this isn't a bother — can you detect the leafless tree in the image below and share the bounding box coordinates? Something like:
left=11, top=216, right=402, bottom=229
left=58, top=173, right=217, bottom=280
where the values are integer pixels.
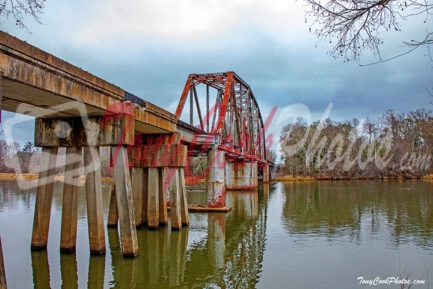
left=304, top=0, right=433, bottom=63
left=0, top=0, right=45, bottom=31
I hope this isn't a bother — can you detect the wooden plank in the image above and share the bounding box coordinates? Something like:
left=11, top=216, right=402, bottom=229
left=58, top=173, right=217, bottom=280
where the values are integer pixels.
left=0, top=236, right=6, bottom=289
left=31, top=146, right=58, bottom=250
left=112, top=146, right=139, bottom=257
left=83, top=146, right=106, bottom=255
left=147, top=168, right=159, bottom=229
left=169, top=168, right=182, bottom=230
left=60, top=146, right=81, bottom=253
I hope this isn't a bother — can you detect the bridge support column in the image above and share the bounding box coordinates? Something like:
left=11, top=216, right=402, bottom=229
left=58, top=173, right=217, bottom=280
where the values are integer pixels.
left=263, top=163, right=270, bottom=183
left=111, top=146, right=139, bottom=257
left=225, top=160, right=258, bottom=190
left=207, top=149, right=226, bottom=208
left=147, top=168, right=160, bottom=229
left=60, top=146, right=81, bottom=253
left=142, top=140, right=189, bottom=229
left=168, top=167, right=190, bottom=229
left=33, top=102, right=137, bottom=257
left=131, top=166, right=144, bottom=227
left=83, top=146, right=106, bottom=255
left=31, top=147, right=58, bottom=250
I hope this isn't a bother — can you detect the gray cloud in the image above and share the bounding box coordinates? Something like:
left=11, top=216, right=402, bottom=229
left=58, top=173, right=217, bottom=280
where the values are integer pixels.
left=1, top=1, right=431, bottom=147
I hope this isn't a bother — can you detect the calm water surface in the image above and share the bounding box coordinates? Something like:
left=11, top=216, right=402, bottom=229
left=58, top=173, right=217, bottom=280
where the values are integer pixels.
left=0, top=180, right=432, bottom=288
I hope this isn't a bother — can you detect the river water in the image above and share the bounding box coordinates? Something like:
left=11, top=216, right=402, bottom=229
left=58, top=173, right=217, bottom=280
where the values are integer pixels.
left=0, top=180, right=432, bottom=288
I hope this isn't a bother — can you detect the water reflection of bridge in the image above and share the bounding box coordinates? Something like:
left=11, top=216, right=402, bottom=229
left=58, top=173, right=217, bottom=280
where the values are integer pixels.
left=16, top=184, right=271, bottom=288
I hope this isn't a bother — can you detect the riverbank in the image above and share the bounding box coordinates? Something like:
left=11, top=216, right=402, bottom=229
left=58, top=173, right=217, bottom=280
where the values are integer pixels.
left=274, top=173, right=433, bottom=182
left=0, top=173, right=113, bottom=183
left=0, top=173, right=39, bottom=181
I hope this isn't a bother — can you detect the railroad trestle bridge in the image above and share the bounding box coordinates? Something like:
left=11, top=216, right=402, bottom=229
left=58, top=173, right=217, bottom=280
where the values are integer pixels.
left=0, top=31, right=272, bottom=257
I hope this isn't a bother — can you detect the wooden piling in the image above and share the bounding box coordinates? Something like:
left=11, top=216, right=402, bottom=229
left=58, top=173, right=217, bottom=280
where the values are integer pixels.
left=60, top=146, right=81, bottom=253
left=31, top=146, right=58, bottom=250
left=112, top=146, right=139, bottom=257
left=0, top=236, right=6, bottom=289
left=147, top=168, right=160, bottom=229
left=83, top=147, right=106, bottom=255
left=169, top=168, right=182, bottom=230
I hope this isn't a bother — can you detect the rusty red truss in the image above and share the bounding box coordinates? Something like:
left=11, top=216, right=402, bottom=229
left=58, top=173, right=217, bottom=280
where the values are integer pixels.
left=175, top=72, right=267, bottom=163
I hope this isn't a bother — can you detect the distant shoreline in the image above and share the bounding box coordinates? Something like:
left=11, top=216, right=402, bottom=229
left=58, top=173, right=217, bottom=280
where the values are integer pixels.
left=1, top=172, right=432, bottom=184
left=274, top=173, right=433, bottom=182
left=0, top=173, right=113, bottom=183
left=0, top=173, right=39, bottom=181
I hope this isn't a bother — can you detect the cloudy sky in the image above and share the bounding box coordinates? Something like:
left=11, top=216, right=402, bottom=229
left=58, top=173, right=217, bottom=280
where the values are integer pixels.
left=1, top=0, right=432, bottom=151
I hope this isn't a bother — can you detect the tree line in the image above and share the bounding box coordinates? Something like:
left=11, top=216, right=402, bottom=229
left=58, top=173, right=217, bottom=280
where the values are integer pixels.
left=280, top=108, right=433, bottom=179
left=0, top=140, right=39, bottom=173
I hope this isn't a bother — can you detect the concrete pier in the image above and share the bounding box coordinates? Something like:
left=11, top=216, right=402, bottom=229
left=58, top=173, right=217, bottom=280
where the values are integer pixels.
left=31, top=147, right=58, bottom=250
left=225, top=161, right=258, bottom=190
left=60, top=146, right=81, bottom=253
left=262, top=163, right=270, bottom=183
left=207, top=149, right=226, bottom=208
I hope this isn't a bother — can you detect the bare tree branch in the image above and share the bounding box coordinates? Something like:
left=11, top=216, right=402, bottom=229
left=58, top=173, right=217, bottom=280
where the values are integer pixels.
left=0, top=0, right=46, bottom=32
left=304, top=0, right=433, bottom=63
